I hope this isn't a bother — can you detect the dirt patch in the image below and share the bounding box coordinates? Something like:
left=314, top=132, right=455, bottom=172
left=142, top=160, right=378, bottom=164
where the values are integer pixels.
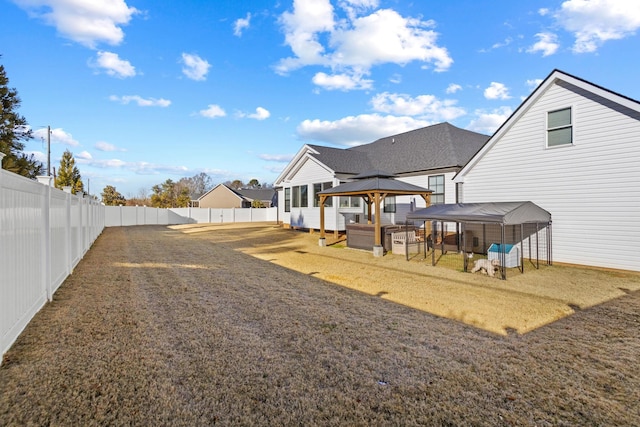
left=1, top=224, right=639, bottom=425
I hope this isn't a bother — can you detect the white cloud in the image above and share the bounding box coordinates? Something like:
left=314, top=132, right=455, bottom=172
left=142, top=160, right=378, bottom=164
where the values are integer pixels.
left=234, top=13, right=251, bottom=36
left=199, top=104, right=226, bottom=118
left=484, top=82, right=511, bottom=100
left=527, top=32, right=559, bottom=56
left=445, top=83, right=462, bottom=94
left=330, top=9, right=452, bottom=71
left=248, top=107, right=270, bottom=120
left=370, top=92, right=465, bottom=122
left=81, top=158, right=188, bottom=176
left=109, top=95, right=171, bottom=107
left=95, top=141, right=126, bottom=152
left=297, top=114, right=431, bottom=146
left=77, top=150, right=92, bottom=160
left=312, top=71, right=373, bottom=91
left=181, top=53, right=211, bottom=81
left=13, top=0, right=138, bottom=48
left=238, top=107, right=271, bottom=120
left=276, top=0, right=452, bottom=89
left=33, top=127, right=79, bottom=146
left=259, top=154, right=294, bottom=162
left=554, top=0, right=640, bottom=53
left=467, top=107, right=513, bottom=134
left=93, top=51, right=136, bottom=78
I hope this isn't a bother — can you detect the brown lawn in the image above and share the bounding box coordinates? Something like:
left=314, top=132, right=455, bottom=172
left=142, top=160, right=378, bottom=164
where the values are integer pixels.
left=1, top=224, right=639, bottom=426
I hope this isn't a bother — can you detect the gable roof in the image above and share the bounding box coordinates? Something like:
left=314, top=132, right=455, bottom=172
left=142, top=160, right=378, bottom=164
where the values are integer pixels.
left=235, top=188, right=276, bottom=202
left=276, top=122, right=489, bottom=184
left=197, top=184, right=274, bottom=203
left=347, top=122, right=489, bottom=175
left=455, top=69, right=640, bottom=180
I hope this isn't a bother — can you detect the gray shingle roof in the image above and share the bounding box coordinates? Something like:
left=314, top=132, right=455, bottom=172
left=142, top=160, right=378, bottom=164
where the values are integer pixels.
left=308, top=122, right=489, bottom=175
left=235, top=188, right=276, bottom=202
left=318, top=177, right=431, bottom=195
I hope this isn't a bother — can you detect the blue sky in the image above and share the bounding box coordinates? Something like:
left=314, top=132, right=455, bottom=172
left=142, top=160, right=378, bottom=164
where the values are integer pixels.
left=2, top=0, right=639, bottom=197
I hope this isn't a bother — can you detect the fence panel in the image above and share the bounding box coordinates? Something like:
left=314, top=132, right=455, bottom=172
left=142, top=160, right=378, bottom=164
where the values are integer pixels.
left=1, top=172, right=47, bottom=360
left=104, top=206, right=278, bottom=227
left=1, top=170, right=105, bottom=362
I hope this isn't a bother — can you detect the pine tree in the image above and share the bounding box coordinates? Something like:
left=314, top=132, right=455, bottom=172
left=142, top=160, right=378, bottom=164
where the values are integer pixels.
left=55, top=149, right=84, bottom=194
left=0, top=60, right=43, bottom=178
left=101, top=185, right=126, bottom=205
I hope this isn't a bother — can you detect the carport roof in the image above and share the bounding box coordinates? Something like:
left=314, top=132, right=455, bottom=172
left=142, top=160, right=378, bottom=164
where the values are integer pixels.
left=406, top=201, right=551, bottom=225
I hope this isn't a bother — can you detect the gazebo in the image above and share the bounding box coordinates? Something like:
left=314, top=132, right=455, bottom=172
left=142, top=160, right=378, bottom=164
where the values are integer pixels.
left=317, top=171, right=432, bottom=256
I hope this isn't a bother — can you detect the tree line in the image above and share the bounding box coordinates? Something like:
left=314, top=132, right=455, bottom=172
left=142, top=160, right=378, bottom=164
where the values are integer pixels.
left=101, top=176, right=270, bottom=208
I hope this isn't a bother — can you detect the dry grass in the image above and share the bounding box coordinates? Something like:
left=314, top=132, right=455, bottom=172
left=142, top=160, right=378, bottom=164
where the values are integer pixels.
left=1, top=223, right=639, bottom=426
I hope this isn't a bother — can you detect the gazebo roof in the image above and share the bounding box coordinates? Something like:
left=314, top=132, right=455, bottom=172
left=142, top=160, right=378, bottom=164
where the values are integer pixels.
left=318, top=177, right=431, bottom=196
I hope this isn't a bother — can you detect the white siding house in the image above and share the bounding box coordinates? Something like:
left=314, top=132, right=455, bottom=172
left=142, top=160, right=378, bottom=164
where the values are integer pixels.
left=275, top=123, right=489, bottom=231
left=455, top=69, right=640, bottom=272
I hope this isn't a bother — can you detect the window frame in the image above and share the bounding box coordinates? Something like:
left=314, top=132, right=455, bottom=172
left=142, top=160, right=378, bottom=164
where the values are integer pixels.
left=290, top=185, right=308, bottom=208
left=284, top=188, right=291, bottom=212
left=383, top=195, right=396, bottom=213
left=313, top=182, right=333, bottom=207
left=428, top=175, right=445, bottom=205
left=547, top=107, right=573, bottom=148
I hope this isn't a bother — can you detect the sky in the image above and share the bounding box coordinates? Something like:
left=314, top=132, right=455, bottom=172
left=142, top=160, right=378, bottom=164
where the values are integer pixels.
left=1, top=0, right=639, bottom=197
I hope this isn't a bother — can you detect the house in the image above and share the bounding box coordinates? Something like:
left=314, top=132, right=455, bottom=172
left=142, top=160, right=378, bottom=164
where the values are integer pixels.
left=196, top=184, right=276, bottom=208
left=275, top=122, right=489, bottom=232
left=454, top=69, right=640, bottom=272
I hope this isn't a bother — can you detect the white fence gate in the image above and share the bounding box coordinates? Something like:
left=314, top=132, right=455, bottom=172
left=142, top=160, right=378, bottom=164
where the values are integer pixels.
left=1, top=170, right=104, bottom=362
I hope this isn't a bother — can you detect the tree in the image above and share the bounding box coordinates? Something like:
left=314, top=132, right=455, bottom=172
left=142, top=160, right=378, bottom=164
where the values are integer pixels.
left=55, top=149, right=84, bottom=194
left=101, top=185, right=126, bottom=206
left=150, top=179, right=190, bottom=208
left=226, top=179, right=244, bottom=190
left=0, top=60, right=43, bottom=178
left=126, top=187, right=151, bottom=206
left=179, top=172, right=213, bottom=199
left=247, top=178, right=261, bottom=189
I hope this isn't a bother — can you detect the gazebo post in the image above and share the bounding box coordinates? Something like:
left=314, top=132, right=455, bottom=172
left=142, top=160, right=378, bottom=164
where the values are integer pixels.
left=319, top=195, right=326, bottom=247
left=373, top=192, right=383, bottom=257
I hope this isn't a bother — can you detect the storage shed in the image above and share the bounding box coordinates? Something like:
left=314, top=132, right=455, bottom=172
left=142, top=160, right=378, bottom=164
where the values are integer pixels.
left=406, top=201, right=552, bottom=279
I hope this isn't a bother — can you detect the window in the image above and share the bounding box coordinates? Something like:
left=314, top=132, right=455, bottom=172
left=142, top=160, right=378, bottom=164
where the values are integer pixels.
left=339, top=196, right=361, bottom=208
left=547, top=107, right=572, bottom=147
left=290, top=185, right=308, bottom=208
left=428, top=175, right=445, bottom=204
left=383, top=196, right=396, bottom=213
left=313, top=182, right=333, bottom=207
left=284, top=188, right=291, bottom=212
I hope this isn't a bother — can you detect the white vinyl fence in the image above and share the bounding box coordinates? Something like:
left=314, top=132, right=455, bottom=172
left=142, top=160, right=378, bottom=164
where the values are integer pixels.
left=1, top=169, right=104, bottom=362
left=105, top=206, right=278, bottom=227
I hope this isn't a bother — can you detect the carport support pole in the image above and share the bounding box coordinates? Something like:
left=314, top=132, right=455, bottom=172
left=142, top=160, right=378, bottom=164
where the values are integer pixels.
left=500, top=224, right=506, bottom=280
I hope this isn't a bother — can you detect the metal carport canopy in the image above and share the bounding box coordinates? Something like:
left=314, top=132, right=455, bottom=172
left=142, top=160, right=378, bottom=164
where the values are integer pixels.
left=406, top=201, right=551, bottom=224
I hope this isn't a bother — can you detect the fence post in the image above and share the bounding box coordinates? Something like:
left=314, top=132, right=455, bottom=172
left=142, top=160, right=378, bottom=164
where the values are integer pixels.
left=37, top=176, right=53, bottom=301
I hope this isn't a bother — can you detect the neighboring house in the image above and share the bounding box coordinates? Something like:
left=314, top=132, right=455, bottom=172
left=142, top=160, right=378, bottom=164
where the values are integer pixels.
left=196, top=184, right=276, bottom=208
left=454, top=69, right=640, bottom=272
left=275, top=122, right=489, bottom=231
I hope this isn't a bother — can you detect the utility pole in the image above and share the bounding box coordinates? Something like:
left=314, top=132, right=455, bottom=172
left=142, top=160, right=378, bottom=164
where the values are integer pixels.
left=47, top=125, right=51, bottom=176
